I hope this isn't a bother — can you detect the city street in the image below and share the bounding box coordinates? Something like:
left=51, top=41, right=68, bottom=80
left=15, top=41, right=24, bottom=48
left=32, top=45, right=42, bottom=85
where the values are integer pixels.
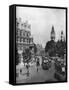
left=15, top=8, right=66, bottom=84
left=16, top=56, right=57, bottom=83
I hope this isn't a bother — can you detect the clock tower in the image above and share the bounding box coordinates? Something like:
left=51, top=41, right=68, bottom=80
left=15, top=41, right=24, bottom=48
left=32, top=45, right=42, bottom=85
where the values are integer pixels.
left=51, top=26, right=55, bottom=41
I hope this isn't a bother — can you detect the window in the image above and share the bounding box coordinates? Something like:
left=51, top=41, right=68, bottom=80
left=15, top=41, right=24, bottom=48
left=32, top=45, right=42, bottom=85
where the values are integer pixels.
left=16, top=22, right=19, bottom=27
left=20, top=30, right=23, bottom=36
left=27, top=39, right=29, bottom=43
left=16, top=37, right=20, bottom=43
left=21, top=38, right=23, bottom=43
left=21, top=24, right=24, bottom=29
left=29, top=39, right=30, bottom=43
left=27, top=33, right=28, bottom=37
left=23, top=31, right=25, bottom=36
left=25, top=31, right=27, bottom=37
left=23, top=38, right=25, bottom=42
left=18, top=30, right=20, bottom=36
left=16, top=37, right=18, bottom=42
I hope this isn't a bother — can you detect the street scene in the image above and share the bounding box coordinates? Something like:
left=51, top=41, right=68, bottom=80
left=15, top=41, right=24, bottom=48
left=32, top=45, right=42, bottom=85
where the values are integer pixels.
left=16, top=7, right=66, bottom=84
left=16, top=57, right=57, bottom=83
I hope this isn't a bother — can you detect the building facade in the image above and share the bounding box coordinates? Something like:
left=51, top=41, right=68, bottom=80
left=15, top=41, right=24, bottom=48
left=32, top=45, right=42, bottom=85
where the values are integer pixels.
left=45, top=26, right=56, bottom=57
left=16, top=18, right=34, bottom=63
left=45, top=25, right=66, bottom=58
left=56, top=31, right=66, bottom=58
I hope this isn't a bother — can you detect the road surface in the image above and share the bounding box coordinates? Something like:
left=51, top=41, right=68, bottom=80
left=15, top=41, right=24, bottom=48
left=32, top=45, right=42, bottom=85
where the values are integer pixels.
left=16, top=56, right=57, bottom=83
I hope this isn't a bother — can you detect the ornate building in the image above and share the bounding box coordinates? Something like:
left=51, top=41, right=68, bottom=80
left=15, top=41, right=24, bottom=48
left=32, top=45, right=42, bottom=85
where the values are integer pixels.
left=61, top=31, right=65, bottom=42
left=45, top=25, right=66, bottom=58
left=45, top=26, right=56, bottom=57
left=16, top=18, right=34, bottom=63
left=56, top=31, right=66, bottom=58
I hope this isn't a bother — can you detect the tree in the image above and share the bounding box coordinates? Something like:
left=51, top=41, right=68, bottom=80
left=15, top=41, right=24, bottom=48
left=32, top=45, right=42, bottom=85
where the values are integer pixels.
left=56, top=40, right=66, bottom=58
left=23, top=48, right=31, bottom=64
left=22, top=48, right=32, bottom=77
left=34, top=44, right=37, bottom=55
left=45, top=40, right=56, bottom=57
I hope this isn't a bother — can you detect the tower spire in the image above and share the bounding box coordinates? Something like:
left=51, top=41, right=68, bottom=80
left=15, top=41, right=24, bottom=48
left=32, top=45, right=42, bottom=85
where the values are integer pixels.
left=51, top=26, right=55, bottom=40
left=61, top=30, right=64, bottom=41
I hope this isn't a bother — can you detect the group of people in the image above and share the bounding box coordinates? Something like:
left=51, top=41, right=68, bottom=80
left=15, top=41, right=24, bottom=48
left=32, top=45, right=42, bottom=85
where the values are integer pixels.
left=19, top=56, right=40, bottom=77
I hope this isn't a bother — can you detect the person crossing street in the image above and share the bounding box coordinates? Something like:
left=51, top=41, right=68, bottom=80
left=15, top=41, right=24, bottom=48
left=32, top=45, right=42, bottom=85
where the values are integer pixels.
left=36, top=57, right=40, bottom=72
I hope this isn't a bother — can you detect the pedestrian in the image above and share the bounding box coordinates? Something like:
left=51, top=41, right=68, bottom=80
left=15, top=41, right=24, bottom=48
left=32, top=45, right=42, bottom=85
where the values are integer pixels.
left=26, top=64, right=30, bottom=77
left=36, top=57, right=40, bottom=72
left=20, top=68, right=22, bottom=75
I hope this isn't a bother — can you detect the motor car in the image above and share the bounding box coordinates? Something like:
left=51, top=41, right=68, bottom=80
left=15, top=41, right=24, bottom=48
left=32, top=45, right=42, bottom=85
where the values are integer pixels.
left=54, top=57, right=66, bottom=81
left=42, top=56, right=51, bottom=70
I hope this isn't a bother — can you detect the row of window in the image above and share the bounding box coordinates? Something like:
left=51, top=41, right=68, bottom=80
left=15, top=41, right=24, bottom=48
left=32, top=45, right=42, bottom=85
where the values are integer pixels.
left=16, top=37, right=33, bottom=44
left=16, top=22, right=31, bottom=30
left=16, top=29, right=31, bottom=37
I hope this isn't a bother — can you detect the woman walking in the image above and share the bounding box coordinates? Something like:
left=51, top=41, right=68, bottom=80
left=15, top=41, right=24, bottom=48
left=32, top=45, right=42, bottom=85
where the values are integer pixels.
left=36, top=57, right=40, bottom=72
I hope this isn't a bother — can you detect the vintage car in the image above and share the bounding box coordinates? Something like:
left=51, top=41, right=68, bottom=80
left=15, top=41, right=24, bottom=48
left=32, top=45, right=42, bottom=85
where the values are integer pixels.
left=54, top=58, right=66, bottom=81
left=42, top=56, right=51, bottom=70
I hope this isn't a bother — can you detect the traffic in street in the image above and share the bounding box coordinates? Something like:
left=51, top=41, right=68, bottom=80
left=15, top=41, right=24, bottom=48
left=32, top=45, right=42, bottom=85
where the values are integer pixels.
left=16, top=55, right=66, bottom=83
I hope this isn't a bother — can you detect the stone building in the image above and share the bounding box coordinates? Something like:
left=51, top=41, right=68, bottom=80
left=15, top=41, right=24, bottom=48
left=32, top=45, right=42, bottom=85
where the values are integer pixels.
left=56, top=31, right=66, bottom=58
left=16, top=18, right=34, bottom=63
left=36, top=44, right=43, bottom=55
left=45, top=26, right=56, bottom=57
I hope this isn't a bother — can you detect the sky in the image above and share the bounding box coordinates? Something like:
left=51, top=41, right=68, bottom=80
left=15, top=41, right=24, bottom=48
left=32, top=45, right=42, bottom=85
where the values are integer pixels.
left=16, top=6, right=66, bottom=48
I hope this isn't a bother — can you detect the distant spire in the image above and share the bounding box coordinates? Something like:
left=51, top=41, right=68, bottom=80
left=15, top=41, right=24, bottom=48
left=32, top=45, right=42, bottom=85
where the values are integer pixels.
left=61, top=30, right=63, bottom=35
left=51, top=26, right=55, bottom=34
left=61, top=30, right=64, bottom=41
left=51, top=25, right=55, bottom=40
